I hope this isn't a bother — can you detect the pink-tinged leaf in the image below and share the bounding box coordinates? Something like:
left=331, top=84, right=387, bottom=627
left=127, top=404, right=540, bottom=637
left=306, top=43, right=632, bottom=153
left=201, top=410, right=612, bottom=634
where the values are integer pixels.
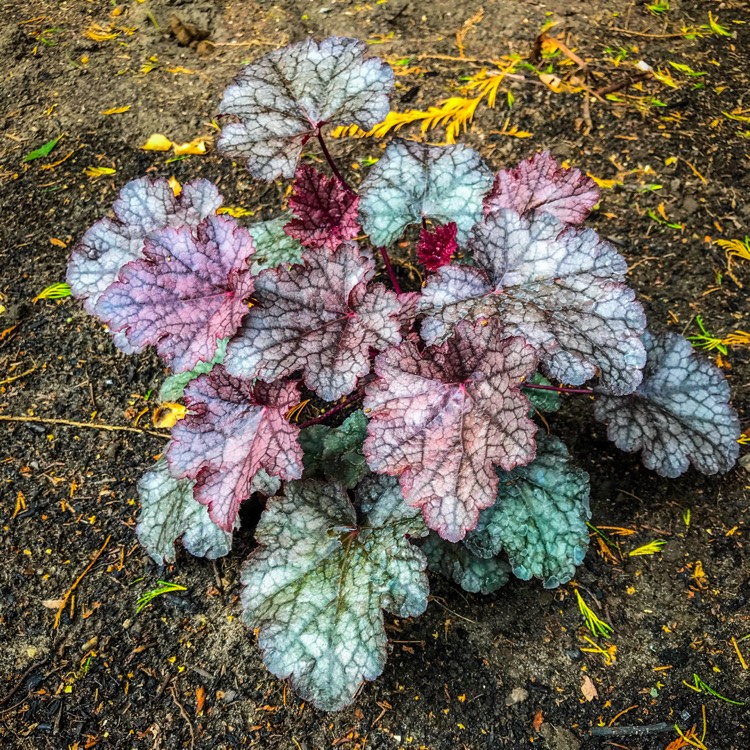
left=225, top=243, right=402, bottom=402
left=364, top=320, right=537, bottom=542
left=67, top=177, right=222, bottom=324
left=167, top=366, right=303, bottom=531
left=96, top=215, right=255, bottom=373
left=419, top=209, right=646, bottom=395
left=284, top=164, right=361, bottom=251
left=395, top=291, right=420, bottom=337
left=417, top=223, right=458, bottom=271
left=484, top=151, right=599, bottom=225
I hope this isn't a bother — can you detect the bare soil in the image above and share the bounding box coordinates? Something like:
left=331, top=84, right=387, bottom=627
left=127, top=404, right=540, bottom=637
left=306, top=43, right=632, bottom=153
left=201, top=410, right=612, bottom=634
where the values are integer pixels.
left=1, top=1, right=749, bottom=748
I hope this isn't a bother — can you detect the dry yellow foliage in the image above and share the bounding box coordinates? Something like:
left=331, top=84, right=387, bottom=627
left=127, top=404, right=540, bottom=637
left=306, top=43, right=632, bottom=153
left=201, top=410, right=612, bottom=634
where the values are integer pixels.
left=100, top=105, right=131, bottom=115
left=141, top=134, right=172, bottom=151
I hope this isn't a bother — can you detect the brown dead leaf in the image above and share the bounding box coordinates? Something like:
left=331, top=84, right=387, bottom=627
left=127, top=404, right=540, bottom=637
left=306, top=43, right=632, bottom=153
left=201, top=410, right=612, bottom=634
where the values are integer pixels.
left=532, top=708, right=544, bottom=732
left=581, top=675, right=598, bottom=702
left=42, top=598, right=66, bottom=609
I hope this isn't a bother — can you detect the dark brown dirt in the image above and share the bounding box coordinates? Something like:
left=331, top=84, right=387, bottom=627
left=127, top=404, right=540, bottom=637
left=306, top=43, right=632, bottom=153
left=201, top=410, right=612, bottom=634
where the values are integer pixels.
left=1, top=1, right=749, bottom=749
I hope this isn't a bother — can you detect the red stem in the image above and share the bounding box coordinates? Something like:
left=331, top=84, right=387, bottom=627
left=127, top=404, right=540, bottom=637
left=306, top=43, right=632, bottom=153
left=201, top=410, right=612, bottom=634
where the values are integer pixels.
left=378, top=246, right=402, bottom=295
left=316, top=127, right=351, bottom=191
left=298, top=392, right=365, bottom=429
left=523, top=382, right=594, bottom=396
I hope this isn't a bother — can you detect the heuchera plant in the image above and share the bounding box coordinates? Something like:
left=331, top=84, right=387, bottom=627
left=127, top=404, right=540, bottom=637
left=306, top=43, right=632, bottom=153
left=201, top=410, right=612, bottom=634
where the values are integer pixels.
left=67, top=36, right=741, bottom=711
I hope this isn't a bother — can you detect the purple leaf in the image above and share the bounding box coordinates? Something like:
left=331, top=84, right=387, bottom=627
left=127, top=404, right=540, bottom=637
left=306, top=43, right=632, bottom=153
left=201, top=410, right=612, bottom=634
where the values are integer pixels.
left=484, top=151, right=599, bottom=224
left=416, top=222, right=458, bottom=271
left=96, top=214, right=255, bottom=373
left=225, top=243, right=402, bottom=402
left=419, top=209, right=646, bottom=394
left=284, top=164, right=361, bottom=251
left=363, top=320, right=537, bottom=542
left=67, top=177, right=222, bottom=328
left=218, top=37, right=394, bottom=180
left=594, top=330, right=740, bottom=477
left=167, top=365, right=303, bottom=532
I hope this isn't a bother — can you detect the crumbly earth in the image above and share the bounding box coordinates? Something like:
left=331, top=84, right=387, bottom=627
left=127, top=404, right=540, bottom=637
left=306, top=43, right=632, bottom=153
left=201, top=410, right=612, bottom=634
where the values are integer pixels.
left=1, top=1, right=749, bottom=748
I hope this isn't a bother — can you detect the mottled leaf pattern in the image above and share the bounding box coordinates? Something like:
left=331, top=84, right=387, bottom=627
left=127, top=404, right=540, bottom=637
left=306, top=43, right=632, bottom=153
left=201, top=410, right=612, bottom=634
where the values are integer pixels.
left=300, top=410, right=370, bottom=487
left=284, top=165, right=360, bottom=250
left=136, top=456, right=232, bottom=565
left=226, top=243, right=401, bottom=401
left=247, top=216, right=305, bottom=275
left=67, top=177, right=222, bottom=321
left=465, top=435, right=590, bottom=588
left=594, top=330, right=740, bottom=477
left=359, top=140, right=493, bottom=247
left=167, top=366, right=303, bottom=531
left=159, top=339, right=227, bottom=402
left=419, top=209, right=646, bottom=394
left=484, top=151, right=599, bottom=224
left=364, top=320, right=537, bottom=542
left=416, top=222, right=458, bottom=271
left=97, top=215, right=254, bottom=373
left=240, top=476, right=429, bottom=711
left=218, top=37, right=394, bottom=180
left=421, top=534, right=510, bottom=595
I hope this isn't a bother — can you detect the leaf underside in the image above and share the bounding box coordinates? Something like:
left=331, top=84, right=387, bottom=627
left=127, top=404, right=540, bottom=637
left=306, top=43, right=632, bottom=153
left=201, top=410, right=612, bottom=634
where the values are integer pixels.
left=136, top=456, right=232, bottom=565
left=594, top=330, right=740, bottom=477
left=484, top=150, right=600, bottom=225
left=364, top=319, right=538, bottom=542
left=465, top=434, right=591, bottom=588
left=167, top=365, right=303, bottom=531
left=419, top=208, right=647, bottom=394
left=359, top=139, right=494, bottom=248
left=218, top=36, right=394, bottom=180
left=240, top=476, right=428, bottom=711
left=421, top=533, right=510, bottom=595
left=67, top=177, right=222, bottom=345
left=97, top=215, right=255, bottom=373
left=225, top=243, right=402, bottom=402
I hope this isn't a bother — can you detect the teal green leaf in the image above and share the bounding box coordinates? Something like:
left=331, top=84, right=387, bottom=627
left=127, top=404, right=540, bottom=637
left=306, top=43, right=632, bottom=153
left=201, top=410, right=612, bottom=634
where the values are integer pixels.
left=421, top=533, right=510, bottom=594
left=299, top=410, right=369, bottom=487
left=240, top=476, right=429, bottom=711
left=465, top=435, right=590, bottom=588
left=247, top=216, right=305, bottom=274
left=159, top=338, right=228, bottom=402
left=136, top=456, right=232, bottom=565
left=523, top=372, right=561, bottom=414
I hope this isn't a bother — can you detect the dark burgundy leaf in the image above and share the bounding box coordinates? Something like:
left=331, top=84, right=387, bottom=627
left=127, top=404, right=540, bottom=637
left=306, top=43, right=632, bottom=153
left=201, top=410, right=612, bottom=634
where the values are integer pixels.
left=284, top=164, right=360, bottom=251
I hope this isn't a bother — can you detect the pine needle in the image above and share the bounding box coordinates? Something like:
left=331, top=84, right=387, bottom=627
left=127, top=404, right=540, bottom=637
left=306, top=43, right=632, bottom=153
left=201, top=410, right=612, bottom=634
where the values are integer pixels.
left=682, top=673, right=745, bottom=705
left=137, top=580, right=188, bottom=614
left=574, top=588, right=613, bottom=638
left=629, top=539, right=667, bottom=556
left=33, top=282, right=71, bottom=302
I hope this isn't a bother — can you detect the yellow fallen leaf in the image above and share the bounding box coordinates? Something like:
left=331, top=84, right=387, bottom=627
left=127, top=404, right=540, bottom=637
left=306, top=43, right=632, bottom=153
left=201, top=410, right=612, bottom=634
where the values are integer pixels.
left=166, top=66, right=197, bottom=75
left=84, top=23, right=119, bottom=42
left=168, top=176, right=182, bottom=196
left=217, top=206, right=254, bottom=218
left=141, top=133, right=172, bottom=151
left=50, top=237, right=67, bottom=248
left=586, top=172, right=620, bottom=189
left=172, top=139, right=208, bottom=156
left=101, top=105, right=131, bottom=115
left=84, top=166, right=117, bottom=178
left=153, top=402, right=187, bottom=429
